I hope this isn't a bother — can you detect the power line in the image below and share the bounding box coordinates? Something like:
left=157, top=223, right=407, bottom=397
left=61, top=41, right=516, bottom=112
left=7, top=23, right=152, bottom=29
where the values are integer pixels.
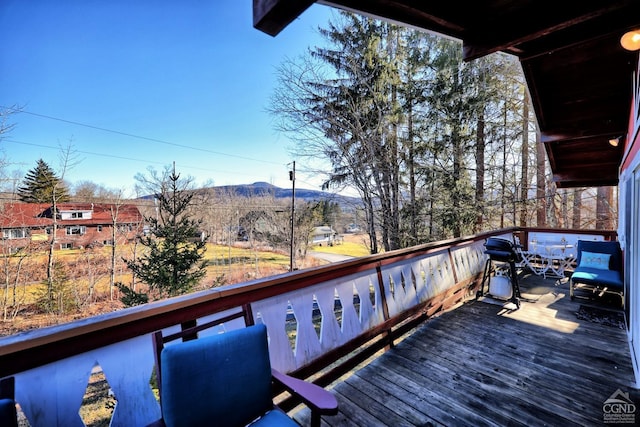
left=1, top=107, right=342, bottom=193
left=1, top=106, right=284, bottom=166
left=2, top=137, right=339, bottom=199
left=2, top=138, right=276, bottom=179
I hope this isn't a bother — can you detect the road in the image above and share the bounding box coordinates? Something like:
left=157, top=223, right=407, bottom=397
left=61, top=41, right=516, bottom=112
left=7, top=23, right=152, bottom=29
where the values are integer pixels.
left=307, top=251, right=354, bottom=263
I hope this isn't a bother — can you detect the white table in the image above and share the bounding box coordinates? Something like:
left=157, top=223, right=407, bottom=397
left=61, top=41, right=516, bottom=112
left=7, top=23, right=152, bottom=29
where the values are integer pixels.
left=527, top=241, right=575, bottom=279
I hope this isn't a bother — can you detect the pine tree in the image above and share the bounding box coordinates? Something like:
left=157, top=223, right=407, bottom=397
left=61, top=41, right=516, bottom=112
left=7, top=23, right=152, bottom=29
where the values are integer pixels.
left=118, top=168, right=207, bottom=305
left=17, top=159, right=69, bottom=203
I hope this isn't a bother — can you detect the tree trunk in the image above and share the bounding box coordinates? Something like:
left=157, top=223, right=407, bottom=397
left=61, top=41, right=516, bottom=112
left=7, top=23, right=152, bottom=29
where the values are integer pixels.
left=364, top=195, right=378, bottom=254
left=519, top=91, right=530, bottom=226
left=474, top=109, right=485, bottom=232
left=596, top=186, right=613, bottom=229
left=572, top=188, right=583, bottom=228
left=547, top=180, right=559, bottom=227
left=110, top=206, right=118, bottom=300
left=428, top=155, right=436, bottom=239
left=535, top=128, right=546, bottom=226
left=561, top=190, right=568, bottom=228
left=2, top=257, right=8, bottom=321
left=500, top=102, right=507, bottom=228
left=46, top=196, right=58, bottom=310
left=408, top=104, right=417, bottom=245
left=390, top=89, right=400, bottom=250
left=452, top=127, right=463, bottom=238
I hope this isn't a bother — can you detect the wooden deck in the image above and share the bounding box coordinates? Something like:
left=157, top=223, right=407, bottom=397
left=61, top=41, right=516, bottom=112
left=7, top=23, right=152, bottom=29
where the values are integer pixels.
left=294, top=272, right=639, bottom=426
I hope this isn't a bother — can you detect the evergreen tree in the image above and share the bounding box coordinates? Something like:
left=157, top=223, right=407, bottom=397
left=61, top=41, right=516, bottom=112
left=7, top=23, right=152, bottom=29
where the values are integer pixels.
left=272, top=12, right=532, bottom=245
left=118, top=168, right=207, bottom=305
left=17, top=159, right=69, bottom=203
left=316, top=200, right=341, bottom=226
left=272, top=13, right=401, bottom=253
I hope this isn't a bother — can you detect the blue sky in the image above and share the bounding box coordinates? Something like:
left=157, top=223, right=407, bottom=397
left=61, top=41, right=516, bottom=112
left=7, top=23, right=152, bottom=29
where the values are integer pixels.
left=0, top=1, right=335, bottom=197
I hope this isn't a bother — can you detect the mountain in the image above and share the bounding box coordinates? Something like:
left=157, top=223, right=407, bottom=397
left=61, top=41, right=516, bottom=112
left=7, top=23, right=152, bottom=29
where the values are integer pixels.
left=139, top=182, right=362, bottom=208
left=211, top=182, right=361, bottom=206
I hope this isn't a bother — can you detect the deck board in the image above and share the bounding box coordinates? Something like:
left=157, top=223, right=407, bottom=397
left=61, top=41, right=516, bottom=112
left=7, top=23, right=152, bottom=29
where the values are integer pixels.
left=293, top=273, right=639, bottom=426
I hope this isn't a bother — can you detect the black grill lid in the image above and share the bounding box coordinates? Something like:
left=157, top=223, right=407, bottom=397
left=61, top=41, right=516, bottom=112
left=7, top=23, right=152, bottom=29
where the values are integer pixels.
left=484, top=237, right=516, bottom=262
left=485, top=237, right=515, bottom=252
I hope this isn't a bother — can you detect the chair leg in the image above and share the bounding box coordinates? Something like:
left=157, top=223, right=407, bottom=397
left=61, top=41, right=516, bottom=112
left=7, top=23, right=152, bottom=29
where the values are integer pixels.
left=477, top=259, right=492, bottom=299
left=506, top=261, right=520, bottom=309
left=311, top=412, right=321, bottom=427
left=569, top=279, right=574, bottom=300
left=0, top=377, right=14, bottom=400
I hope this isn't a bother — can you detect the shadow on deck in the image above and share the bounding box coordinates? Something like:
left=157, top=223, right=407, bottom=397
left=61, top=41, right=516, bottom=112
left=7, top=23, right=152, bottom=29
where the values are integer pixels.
left=295, top=271, right=638, bottom=426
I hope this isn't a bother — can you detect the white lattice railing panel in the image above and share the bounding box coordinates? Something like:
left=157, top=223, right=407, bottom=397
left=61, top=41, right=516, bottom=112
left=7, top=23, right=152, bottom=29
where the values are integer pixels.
left=252, top=268, right=383, bottom=372
left=415, top=249, right=456, bottom=301
left=314, top=281, right=343, bottom=349
left=450, top=240, right=486, bottom=283
left=17, top=355, right=95, bottom=427
left=96, top=336, right=160, bottom=427
left=289, top=290, right=324, bottom=365
left=352, top=271, right=383, bottom=329
left=15, top=334, right=160, bottom=427
left=381, top=260, right=419, bottom=317
left=252, top=293, right=296, bottom=372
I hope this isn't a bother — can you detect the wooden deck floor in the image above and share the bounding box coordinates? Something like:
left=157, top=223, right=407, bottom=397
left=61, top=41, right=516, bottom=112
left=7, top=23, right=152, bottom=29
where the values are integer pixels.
left=295, top=272, right=639, bottom=426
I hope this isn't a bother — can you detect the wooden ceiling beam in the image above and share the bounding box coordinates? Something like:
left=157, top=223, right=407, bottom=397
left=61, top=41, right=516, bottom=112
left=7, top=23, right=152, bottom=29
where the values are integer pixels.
left=319, top=1, right=465, bottom=32
left=462, top=3, right=629, bottom=61
left=553, top=175, right=619, bottom=189
left=253, top=0, right=315, bottom=36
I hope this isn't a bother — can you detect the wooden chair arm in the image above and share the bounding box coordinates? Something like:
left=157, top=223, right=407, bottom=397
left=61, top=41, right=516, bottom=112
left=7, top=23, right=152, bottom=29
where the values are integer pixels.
left=271, top=369, right=338, bottom=415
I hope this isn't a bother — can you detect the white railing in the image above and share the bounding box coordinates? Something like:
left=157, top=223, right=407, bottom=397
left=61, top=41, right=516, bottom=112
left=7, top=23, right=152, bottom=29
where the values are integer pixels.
left=0, top=228, right=611, bottom=426
left=527, top=230, right=605, bottom=251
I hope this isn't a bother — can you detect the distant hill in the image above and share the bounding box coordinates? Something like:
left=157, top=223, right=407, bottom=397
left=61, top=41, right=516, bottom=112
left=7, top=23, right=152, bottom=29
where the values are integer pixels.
left=209, top=182, right=362, bottom=206
left=139, top=182, right=362, bottom=207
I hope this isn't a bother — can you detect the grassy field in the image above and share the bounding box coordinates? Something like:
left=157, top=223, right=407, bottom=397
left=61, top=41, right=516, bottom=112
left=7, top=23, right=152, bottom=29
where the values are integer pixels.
left=310, top=233, right=371, bottom=257
left=2, top=235, right=371, bottom=333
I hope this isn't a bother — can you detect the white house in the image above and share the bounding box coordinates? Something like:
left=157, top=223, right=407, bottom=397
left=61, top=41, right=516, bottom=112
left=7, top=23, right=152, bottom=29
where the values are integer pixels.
left=311, top=226, right=337, bottom=246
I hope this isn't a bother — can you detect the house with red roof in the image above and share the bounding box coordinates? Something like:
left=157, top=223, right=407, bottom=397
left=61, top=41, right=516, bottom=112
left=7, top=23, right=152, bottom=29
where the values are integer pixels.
left=0, top=202, right=143, bottom=251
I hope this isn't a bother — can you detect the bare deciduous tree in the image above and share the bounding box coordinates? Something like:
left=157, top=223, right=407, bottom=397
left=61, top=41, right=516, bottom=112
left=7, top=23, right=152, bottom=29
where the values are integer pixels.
left=42, top=145, right=80, bottom=313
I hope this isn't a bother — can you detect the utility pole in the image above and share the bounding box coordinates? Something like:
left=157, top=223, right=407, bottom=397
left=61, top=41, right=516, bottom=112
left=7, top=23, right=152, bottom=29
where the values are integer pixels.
left=289, top=161, right=296, bottom=271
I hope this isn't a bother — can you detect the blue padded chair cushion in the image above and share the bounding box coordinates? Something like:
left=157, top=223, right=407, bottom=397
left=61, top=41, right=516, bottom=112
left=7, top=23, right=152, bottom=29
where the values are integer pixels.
left=572, top=240, right=623, bottom=291
left=0, top=399, right=17, bottom=427
left=571, top=268, right=623, bottom=290
left=252, top=408, right=299, bottom=426
left=575, top=240, right=622, bottom=272
left=161, top=324, right=275, bottom=427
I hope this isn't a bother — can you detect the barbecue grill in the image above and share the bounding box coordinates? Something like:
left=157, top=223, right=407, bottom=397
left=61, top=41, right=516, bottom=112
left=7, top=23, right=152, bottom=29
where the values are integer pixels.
left=477, top=237, right=521, bottom=308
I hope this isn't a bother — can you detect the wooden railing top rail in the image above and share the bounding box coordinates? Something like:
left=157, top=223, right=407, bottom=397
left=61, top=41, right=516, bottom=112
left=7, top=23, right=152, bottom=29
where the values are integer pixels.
left=0, top=226, right=612, bottom=378
left=517, top=227, right=618, bottom=240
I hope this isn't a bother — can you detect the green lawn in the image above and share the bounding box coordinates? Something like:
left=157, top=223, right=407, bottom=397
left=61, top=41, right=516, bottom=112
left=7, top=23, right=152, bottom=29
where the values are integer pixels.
left=310, top=236, right=371, bottom=257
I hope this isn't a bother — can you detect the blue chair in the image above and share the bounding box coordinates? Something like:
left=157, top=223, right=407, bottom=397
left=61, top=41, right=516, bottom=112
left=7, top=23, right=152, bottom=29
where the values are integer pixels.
left=0, top=377, right=17, bottom=427
left=149, top=323, right=338, bottom=427
left=570, top=240, right=624, bottom=308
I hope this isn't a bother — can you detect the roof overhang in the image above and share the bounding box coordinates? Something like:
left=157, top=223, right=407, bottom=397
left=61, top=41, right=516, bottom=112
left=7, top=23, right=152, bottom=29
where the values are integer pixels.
left=254, top=0, right=640, bottom=188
